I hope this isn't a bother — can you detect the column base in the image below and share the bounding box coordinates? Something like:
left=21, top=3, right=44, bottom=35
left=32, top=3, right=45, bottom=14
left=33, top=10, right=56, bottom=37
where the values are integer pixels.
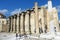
left=26, top=31, right=30, bottom=35
left=31, top=33, right=40, bottom=37
left=10, top=31, right=12, bottom=33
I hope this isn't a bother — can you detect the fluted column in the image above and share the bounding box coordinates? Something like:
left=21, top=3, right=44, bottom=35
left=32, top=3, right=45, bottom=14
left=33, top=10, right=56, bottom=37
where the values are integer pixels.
left=20, top=13, right=24, bottom=34
left=7, top=18, right=10, bottom=32
left=47, top=11, right=50, bottom=32
left=10, top=17, right=13, bottom=32
left=34, top=2, right=39, bottom=34
left=25, top=11, right=30, bottom=34
left=30, top=11, right=35, bottom=34
left=15, top=17, right=17, bottom=32
left=13, top=16, right=16, bottom=32
left=16, top=13, right=19, bottom=33
left=53, top=8, right=59, bottom=32
left=41, top=8, right=45, bottom=33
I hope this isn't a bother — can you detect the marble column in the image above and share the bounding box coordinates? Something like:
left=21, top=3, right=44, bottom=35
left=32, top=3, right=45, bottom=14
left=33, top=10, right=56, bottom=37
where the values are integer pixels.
left=34, top=2, right=39, bottom=34
left=25, top=11, right=30, bottom=34
left=30, top=11, right=35, bottom=34
left=15, top=17, right=17, bottom=32
left=13, top=16, right=16, bottom=32
left=41, top=8, right=45, bottom=33
left=10, top=17, right=13, bottom=32
left=16, top=13, right=19, bottom=33
left=47, top=11, right=50, bottom=32
left=9, top=18, right=11, bottom=32
left=8, top=18, right=11, bottom=32
left=53, top=8, right=59, bottom=32
left=7, top=18, right=10, bottom=32
left=20, top=13, right=24, bottom=34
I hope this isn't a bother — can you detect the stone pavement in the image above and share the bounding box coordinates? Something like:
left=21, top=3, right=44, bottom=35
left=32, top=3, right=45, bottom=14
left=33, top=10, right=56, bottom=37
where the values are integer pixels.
left=0, top=32, right=52, bottom=40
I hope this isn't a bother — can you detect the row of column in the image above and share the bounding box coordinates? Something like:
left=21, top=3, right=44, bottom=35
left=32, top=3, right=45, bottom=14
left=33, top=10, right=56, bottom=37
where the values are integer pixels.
left=8, top=10, right=38, bottom=35
left=8, top=2, right=45, bottom=35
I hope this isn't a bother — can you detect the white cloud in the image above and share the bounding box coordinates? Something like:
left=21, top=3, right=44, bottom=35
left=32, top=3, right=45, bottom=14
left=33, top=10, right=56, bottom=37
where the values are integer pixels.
left=41, top=4, right=48, bottom=7
left=0, top=9, right=8, bottom=14
left=10, top=8, right=26, bottom=15
left=44, top=4, right=48, bottom=7
left=56, top=6, right=60, bottom=12
left=56, top=6, right=60, bottom=20
left=11, top=8, right=21, bottom=15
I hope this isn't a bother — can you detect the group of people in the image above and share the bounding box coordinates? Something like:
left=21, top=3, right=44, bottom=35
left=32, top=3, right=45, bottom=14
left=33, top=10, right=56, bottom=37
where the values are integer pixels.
left=16, top=33, right=28, bottom=38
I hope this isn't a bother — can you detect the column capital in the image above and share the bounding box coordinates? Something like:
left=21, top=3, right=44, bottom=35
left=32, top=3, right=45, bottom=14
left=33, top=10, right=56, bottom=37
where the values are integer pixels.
left=26, top=11, right=30, bottom=14
left=17, top=13, right=20, bottom=17
left=14, top=16, right=16, bottom=18
left=21, top=13, right=24, bottom=16
left=11, top=16, right=13, bottom=19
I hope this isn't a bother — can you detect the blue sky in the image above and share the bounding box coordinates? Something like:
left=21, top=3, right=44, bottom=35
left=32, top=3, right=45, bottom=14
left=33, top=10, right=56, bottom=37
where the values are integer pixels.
left=0, top=0, right=60, bottom=19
